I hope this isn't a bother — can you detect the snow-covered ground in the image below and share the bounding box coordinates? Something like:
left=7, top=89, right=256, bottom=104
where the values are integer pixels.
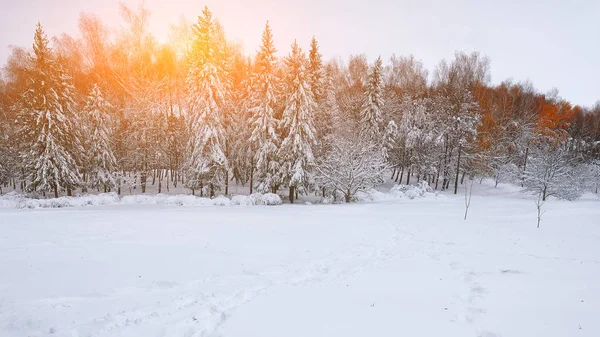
left=0, top=181, right=599, bottom=337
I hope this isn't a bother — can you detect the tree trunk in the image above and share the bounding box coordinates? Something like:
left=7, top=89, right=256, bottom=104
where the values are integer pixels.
left=141, top=171, right=147, bottom=193
left=67, top=186, right=72, bottom=197
left=453, top=145, right=462, bottom=195
left=345, top=190, right=351, bottom=203
left=399, top=167, right=404, bottom=184
left=442, top=141, right=450, bottom=190
left=210, top=183, right=215, bottom=198
left=460, top=171, right=466, bottom=185
left=522, top=146, right=529, bottom=187
left=225, top=171, right=229, bottom=195
left=289, top=185, right=295, bottom=204
left=53, top=184, right=58, bottom=198
left=406, top=167, right=411, bottom=185
left=322, top=187, right=326, bottom=198
left=542, top=185, right=547, bottom=202
left=249, top=166, right=254, bottom=194
left=391, top=168, right=396, bottom=180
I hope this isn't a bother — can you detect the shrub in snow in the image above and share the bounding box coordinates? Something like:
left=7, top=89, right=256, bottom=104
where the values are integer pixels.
left=315, top=134, right=388, bottom=203
left=391, top=181, right=431, bottom=199
left=1, top=192, right=285, bottom=209
left=230, top=193, right=282, bottom=206
left=357, top=182, right=432, bottom=202
left=121, top=194, right=215, bottom=206
left=320, top=196, right=335, bottom=204
left=248, top=193, right=266, bottom=205
left=212, top=196, right=231, bottom=206
left=231, top=195, right=253, bottom=206
left=7, top=193, right=121, bottom=209
left=261, top=193, right=282, bottom=205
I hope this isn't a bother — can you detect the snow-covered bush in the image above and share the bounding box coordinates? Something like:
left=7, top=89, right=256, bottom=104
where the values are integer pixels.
left=230, top=193, right=282, bottom=206
left=212, top=196, right=231, bottom=206
left=261, top=193, right=282, bottom=205
left=231, top=195, right=253, bottom=206
left=356, top=182, right=432, bottom=202
left=389, top=181, right=431, bottom=199
left=0, top=192, right=284, bottom=209
left=7, top=193, right=120, bottom=209
left=315, top=134, right=389, bottom=203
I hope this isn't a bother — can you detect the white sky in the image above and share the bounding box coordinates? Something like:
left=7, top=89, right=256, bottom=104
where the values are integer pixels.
left=1, top=0, right=599, bottom=107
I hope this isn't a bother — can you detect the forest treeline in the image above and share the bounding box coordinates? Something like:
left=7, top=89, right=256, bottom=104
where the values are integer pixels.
left=0, top=3, right=599, bottom=203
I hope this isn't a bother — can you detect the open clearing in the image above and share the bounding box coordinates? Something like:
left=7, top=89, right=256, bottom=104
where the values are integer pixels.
left=1, top=183, right=599, bottom=337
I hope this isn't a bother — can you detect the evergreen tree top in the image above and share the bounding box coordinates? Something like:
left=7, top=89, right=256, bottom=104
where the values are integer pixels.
left=190, top=6, right=215, bottom=62
left=308, top=37, right=322, bottom=70
left=32, top=22, right=51, bottom=68
left=255, top=22, right=277, bottom=72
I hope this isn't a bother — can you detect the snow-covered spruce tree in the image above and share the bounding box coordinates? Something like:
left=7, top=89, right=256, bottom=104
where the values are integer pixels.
left=18, top=23, right=82, bottom=198
left=315, top=129, right=388, bottom=203
left=0, top=128, right=16, bottom=192
left=0, top=115, right=20, bottom=192
left=309, top=39, right=336, bottom=163
left=308, top=37, right=324, bottom=103
left=227, top=53, right=253, bottom=192
left=360, top=56, right=384, bottom=139
left=248, top=22, right=282, bottom=193
left=279, top=41, right=317, bottom=203
left=83, top=84, right=117, bottom=192
left=185, top=7, right=229, bottom=197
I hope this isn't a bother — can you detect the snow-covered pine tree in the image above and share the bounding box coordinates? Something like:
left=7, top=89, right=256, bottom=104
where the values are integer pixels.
left=224, top=52, right=251, bottom=193
left=248, top=22, right=282, bottom=193
left=84, top=84, right=117, bottom=192
left=316, top=65, right=339, bottom=152
left=360, top=56, right=384, bottom=139
left=185, top=7, right=229, bottom=197
left=308, top=38, right=336, bottom=165
left=0, top=123, right=17, bottom=192
left=308, top=37, right=324, bottom=102
left=279, top=41, right=317, bottom=203
left=18, top=23, right=82, bottom=198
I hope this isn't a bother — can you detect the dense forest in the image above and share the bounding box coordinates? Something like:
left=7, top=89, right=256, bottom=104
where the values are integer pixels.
left=0, top=3, right=599, bottom=203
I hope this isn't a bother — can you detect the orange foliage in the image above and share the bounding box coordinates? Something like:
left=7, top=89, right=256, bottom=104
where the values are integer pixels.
left=537, top=98, right=574, bottom=140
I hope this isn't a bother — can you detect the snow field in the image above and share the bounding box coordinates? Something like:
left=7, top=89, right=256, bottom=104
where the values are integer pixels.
left=0, top=181, right=598, bottom=337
